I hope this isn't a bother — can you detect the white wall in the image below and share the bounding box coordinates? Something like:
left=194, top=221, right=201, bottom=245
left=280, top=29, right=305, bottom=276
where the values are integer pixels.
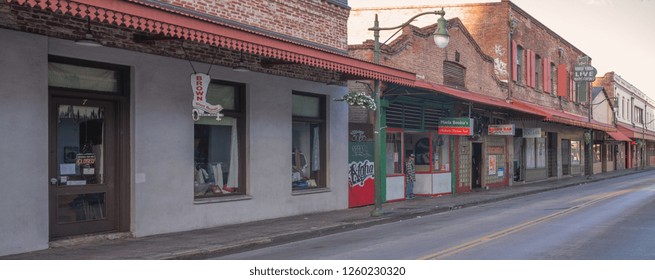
left=0, top=28, right=349, bottom=255
left=0, top=29, right=50, bottom=256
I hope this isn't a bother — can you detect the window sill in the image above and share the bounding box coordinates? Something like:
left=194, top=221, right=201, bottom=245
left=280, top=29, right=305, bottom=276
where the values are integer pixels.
left=292, top=187, right=331, bottom=196
left=194, top=194, right=253, bottom=204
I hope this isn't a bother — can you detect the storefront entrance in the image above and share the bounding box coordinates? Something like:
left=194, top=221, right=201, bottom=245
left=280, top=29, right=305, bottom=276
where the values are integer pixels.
left=49, top=97, right=121, bottom=238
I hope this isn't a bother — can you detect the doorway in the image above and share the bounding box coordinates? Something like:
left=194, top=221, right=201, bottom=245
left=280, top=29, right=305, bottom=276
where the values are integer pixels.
left=561, top=139, right=571, bottom=175
left=49, top=97, right=123, bottom=238
left=548, top=132, right=558, bottom=177
left=472, top=142, right=482, bottom=189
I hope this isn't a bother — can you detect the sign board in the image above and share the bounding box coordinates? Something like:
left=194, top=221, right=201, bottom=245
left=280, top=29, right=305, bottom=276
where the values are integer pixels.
left=488, top=124, right=515, bottom=136
left=523, top=127, right=542, bottom=138
left=573, top=64, right=597, bottom=82
left=438, top=118, right=474, bottom=136
left=348, top=141, right=375, bottom=208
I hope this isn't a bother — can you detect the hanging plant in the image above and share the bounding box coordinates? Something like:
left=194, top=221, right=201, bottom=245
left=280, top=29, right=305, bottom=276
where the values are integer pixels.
left=335, top=91, right=376, bottom=111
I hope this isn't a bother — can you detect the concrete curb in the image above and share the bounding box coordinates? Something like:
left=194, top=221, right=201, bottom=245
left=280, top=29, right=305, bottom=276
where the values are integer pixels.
left=167, top=171, right=642, bottom=260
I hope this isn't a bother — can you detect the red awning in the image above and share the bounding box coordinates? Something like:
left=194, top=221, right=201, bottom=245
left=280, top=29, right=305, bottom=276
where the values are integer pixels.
left=617, top=123, right=655, bottom=141
left=512, top=101, right=616, bottom=132
left=8, top=0, right=417, bottom=86
left=606, top=130, right=631, bottom=142
left=414, top=81, right=549, bottom=118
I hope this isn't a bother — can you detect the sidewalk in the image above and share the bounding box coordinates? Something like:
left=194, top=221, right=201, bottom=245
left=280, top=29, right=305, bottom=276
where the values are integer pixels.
left=3, top=168, right=651, bottom=260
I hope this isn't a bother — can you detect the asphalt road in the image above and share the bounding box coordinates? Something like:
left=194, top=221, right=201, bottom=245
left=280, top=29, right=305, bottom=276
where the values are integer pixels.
left=215, top=172, right=655, bottom=260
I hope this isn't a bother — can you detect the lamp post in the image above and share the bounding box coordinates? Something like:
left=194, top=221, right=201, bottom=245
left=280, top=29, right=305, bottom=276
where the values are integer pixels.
left=369, top=9, right=450, bottom=216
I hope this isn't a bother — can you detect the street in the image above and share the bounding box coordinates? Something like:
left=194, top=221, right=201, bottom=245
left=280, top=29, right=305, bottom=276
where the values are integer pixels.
left=215, top=172, right=655, bottom=260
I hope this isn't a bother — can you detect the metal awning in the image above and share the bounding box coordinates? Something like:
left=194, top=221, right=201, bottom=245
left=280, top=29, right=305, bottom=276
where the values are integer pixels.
left=606, top=130, right=631, bottom=142
left=512, top=101, right=616, bottom=132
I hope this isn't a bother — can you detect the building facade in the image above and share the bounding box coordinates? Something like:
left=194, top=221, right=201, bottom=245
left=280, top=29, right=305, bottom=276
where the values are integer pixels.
left=346, top=0, right=621, bottom=204
left=0, top=0, right=420, bottom=256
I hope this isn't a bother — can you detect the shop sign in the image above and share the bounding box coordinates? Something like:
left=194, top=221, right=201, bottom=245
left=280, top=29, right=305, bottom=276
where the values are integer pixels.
left=523, top=128, right=542, bottom=138
left=573, top=64, right=597, bottom=82
left=488, top=124, right=515, bottom=136
left=75, top=153, right=96, bottom=166
left=191, top=73, right=224, bottom=121
left=438, top=118, right=474, bottom=136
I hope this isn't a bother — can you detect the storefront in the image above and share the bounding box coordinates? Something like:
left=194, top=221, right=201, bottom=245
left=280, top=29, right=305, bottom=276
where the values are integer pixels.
left=0, top=0, right=417, bottom=256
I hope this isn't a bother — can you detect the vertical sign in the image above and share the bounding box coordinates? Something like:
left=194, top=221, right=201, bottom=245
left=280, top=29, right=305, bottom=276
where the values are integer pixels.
left=348, top=124, right=375, bottom=208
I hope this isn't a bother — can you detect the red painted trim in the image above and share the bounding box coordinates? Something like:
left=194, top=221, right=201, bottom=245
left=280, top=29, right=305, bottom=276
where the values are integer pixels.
left=511, top=40, right=518, bottom=81
left=414, top=81, right=549, bottom=118
left=8, top=0, right=416, bottom=86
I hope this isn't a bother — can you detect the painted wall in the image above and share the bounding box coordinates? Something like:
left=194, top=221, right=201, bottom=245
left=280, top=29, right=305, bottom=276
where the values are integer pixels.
left=0, top=29, right=50, bottom=256
left=0, top=29, right=349, bottom=255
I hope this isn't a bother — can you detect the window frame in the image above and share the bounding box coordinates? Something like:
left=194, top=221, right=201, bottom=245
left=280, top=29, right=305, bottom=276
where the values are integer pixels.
left=193, top=79, right=246, bottom=199
left=291, top=91, right=327, bottom=190
left=516, top=45, right=524, bottom=84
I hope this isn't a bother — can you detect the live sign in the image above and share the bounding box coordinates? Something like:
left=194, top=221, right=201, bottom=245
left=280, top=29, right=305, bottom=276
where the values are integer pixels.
left=573, top=64, right=597, bottom=82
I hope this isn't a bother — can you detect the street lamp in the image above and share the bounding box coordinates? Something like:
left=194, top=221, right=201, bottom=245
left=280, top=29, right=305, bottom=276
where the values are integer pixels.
left=369, top=9, right=450, bottom=217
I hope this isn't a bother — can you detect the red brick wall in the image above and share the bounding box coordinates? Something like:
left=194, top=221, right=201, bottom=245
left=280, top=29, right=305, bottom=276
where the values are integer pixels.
left=349, top=20, right=507, bottom=100
left=349, top=1, right=591, bottom=116
left=0, top=3, right=337, bottom=83
left=160, top=0, right=350, bottom=50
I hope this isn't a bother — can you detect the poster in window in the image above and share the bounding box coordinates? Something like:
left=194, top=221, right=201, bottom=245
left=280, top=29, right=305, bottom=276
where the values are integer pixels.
left=488, top=155, right=497, bottom=175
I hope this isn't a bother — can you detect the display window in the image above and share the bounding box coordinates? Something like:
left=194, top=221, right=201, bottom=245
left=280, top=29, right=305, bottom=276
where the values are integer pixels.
left=194, top=80, right=245, bottom=198
left=571, top=140, right=581, bottom=165
left=525, top=137, right=546, bottom=169
left=292, top=92, right=326, bottom=191
left=386, top=131, right=403, bottom=175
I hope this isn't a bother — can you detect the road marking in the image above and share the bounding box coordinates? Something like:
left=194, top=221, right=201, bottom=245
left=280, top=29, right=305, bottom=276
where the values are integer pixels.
left=420, top=188, right=636, bottom=260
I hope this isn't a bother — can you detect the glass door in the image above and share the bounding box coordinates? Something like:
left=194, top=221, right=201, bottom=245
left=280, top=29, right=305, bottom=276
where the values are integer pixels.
left=49, top=97, right=117, bottom=238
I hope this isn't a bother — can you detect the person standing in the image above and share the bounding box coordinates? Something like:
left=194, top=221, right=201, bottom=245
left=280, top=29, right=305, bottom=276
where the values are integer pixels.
left=405, top=153, right=416, bottom=199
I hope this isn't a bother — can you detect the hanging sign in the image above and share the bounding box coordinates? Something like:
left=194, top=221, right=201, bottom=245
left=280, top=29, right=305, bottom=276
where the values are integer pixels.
left=438, top=118, right=474, bottom=136
left=488, top=124, right=515, bottom=136
left=191, top=73, right=224, bottom=121
left=573, top=64, right=597, bottom=82
left=523, top=127, right=542, bottom=138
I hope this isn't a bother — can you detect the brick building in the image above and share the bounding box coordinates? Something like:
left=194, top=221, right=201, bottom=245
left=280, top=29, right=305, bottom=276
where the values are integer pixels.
left=347, top=0, right=619, bottom=199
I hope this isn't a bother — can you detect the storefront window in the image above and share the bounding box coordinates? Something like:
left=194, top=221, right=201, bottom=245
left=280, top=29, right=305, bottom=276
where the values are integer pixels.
left=194, top=81, right=244, bottom=198
left=571, top=141, right=581, bottom=165
left=606, top=144, right=614, bottom=161
left=593, top=143, right=601, bottom=162
left=432, top=134, right=450, bottom=172
left=526, top=138, right=546, bottom=169
left=292, top=92, right=325, bottom=191
left=386, top=132, right=403, bottom=175
left=409, top=133, right=431, bottom=172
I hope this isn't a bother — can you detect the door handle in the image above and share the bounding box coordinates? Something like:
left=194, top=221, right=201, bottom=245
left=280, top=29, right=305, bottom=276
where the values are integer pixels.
left=50, top=178, right=58, bottom=185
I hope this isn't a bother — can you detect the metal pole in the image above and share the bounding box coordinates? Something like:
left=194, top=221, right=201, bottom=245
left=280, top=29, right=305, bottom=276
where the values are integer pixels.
left=371, top=15, right=384, bottom=216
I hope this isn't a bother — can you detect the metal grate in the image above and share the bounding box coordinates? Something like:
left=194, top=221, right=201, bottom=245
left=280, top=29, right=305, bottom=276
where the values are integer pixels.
left=387, top=102, right=448, bottom=129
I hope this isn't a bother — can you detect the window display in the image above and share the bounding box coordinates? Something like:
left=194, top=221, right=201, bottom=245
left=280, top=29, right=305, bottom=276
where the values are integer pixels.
left=432, top=134, right=450, bottom=172
left=194, top=81, right=244, bottom=198
left=386, top=132, right=403, bottom=174
left=292, top=92, right=325, bottom=190
left=571, top=140, right=581, bottom=165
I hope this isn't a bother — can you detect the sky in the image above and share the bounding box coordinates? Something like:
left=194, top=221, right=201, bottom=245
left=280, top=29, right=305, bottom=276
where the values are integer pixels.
left=349, top=0, right=655, bottom=100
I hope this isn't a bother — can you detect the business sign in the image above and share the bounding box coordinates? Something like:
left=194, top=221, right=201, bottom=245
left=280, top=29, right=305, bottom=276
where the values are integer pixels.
left=347, top=143, right=375, bottom=207
left=573, top=64, right=597, bottom=82
left=488, top=124, right=515, bottom=136
left=438, top=118, right=474, bottom=136
left=523, top=127, right=542, bottom=138
left=191, top=73, right=224, bottom=121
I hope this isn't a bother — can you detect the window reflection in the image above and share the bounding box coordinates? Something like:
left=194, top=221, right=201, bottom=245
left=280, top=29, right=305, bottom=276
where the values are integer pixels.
left=57, top=105, right=104, bottom=186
